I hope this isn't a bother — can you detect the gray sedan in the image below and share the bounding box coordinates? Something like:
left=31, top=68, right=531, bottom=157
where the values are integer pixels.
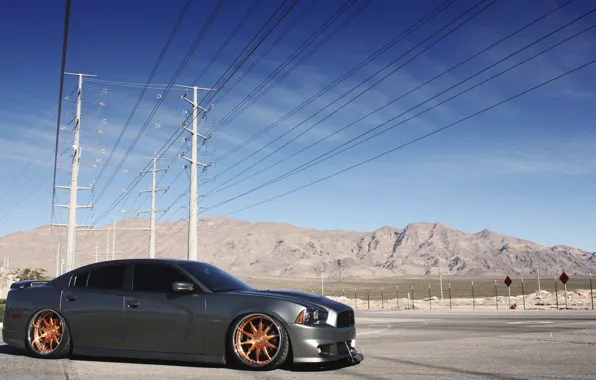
left=2, top=258, right=363, bottom=370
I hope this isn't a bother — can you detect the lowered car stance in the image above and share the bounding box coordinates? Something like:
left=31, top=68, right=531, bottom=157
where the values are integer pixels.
left=2, top=258, right=363, bottom=370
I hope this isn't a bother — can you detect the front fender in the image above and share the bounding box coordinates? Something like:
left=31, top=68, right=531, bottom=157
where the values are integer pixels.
left=202, top=293, right=304, bottom=358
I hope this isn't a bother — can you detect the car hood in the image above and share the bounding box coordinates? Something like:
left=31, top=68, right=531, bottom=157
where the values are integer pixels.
left=224, top=289, right=351, bottom=312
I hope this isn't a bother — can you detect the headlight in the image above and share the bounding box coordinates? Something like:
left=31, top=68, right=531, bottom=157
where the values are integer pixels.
left=295, top=307, right=329, bottom=326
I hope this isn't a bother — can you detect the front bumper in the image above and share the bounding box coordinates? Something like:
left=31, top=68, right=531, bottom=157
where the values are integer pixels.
left=287, top=324, right=363, bottom=364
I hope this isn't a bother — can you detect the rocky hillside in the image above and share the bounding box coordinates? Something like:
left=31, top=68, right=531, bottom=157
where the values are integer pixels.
left=0, top=216, right=593, bottom=279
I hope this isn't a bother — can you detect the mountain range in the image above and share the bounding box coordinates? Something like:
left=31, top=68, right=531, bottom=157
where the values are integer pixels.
left=0, top=216, right=593, bottom=279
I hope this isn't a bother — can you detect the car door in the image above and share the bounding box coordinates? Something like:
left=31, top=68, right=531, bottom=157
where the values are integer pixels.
left=60, top=263, right=127, bottom=351
left=121, top=262, right=206, bottom=354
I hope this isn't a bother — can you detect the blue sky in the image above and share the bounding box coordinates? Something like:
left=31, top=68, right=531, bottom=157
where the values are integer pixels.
left=0, top=0, right=595, bottom=253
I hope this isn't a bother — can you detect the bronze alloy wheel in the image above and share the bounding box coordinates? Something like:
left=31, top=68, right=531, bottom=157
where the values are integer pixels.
left=232, top=313, right=285, bottom=368
left=27, top=309, right=65, bottom=356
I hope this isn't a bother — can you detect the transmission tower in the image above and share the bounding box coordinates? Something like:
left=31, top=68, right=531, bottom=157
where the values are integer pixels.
left=174, top=84, right=215, bottom=261
left=52, top=72, right=97, bottom=273
left=138, top=155, right=169, bottom=258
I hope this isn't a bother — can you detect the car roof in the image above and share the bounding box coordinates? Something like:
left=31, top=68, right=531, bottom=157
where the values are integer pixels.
left=65, top=258, right=207, bottom=275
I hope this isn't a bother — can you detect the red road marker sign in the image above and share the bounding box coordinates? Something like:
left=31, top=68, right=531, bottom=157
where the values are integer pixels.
left=504, top=276, right=512, bottom=287
left=559, top=272, right=569, bottom=285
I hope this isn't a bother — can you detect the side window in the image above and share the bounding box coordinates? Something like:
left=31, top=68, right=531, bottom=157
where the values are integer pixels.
left=86, top=264, right=126, bottom=290
left=133, top=264, right=190, bottom=293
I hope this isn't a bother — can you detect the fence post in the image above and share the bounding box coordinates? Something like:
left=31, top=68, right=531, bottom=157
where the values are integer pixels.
left=472, top=281, right=475, bottom=310
left=494, top=280, right=498, bottom=310
left=448, top=283, right=452, bottom=309
left=412, top=285, right=415, bottom=309
left=555, top=277, right=559, bottom=309
left=428, top=284, right=432, bottom=310
left=590, top=274, right=594, bottom=311
left=521, top=277, right=526, bottom=310
left=381, top=286, right=384, bottom=309
left=354, top=288, right=357, bottom=309
left=342, top=288, right=345, bottom=300
left=367, top=288, right=370, bottom=310
left=564, top=282, right=568, bottom=310
left=396, top=285, right=399, bottom=309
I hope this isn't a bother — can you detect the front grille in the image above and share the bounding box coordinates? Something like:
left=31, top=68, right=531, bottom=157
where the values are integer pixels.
left=336, top=310, right=354, bottom=328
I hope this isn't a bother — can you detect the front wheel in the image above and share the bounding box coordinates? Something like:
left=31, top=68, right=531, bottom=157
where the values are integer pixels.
left=230, top=313, right=290, bottom=370
left=25, top=309, right=71, bottom=359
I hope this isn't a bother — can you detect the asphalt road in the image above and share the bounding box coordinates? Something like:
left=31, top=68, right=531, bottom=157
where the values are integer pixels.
left=1, top=309, right=595, bottom=379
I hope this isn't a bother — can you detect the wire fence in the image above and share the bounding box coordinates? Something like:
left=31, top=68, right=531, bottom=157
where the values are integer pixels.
left=279, top=275, right=595, bottom=311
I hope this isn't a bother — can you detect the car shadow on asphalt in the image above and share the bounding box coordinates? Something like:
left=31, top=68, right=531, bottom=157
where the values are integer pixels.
left=0, top=344, right=361, bottom=372
left=0, top=344, right=22, bottom=356
left=287, top=358, right=362, bottom=372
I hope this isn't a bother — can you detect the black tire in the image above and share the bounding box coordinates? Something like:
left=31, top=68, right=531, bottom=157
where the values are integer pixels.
left=229, top=313, right=290, bottom=371
left=25, top=309, right=72, bottom=359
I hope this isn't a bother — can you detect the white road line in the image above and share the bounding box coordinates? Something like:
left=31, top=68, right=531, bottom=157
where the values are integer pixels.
left=506, top=321, right=554, bottom=325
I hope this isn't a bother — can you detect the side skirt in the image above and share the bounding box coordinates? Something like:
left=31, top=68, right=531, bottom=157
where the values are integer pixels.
left=72, top=347, right=226, bottom=365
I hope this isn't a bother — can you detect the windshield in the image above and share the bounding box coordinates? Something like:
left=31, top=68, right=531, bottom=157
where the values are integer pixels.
left=180, top=262, right=254, bottom=292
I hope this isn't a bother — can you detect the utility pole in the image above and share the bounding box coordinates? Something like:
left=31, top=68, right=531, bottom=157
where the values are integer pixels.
left=94, top=242, right=99, bottom=263
left=53, top=72, right=96, bottom=273
left=112, top=218, right=116, bottom=260
left=55, top=243, right=61, bottom=277
left=106, top=226, right=110, bottom=261
left=440, top=269, right=444, bottom=300
left=175, top=84, right=215, bottom=261
left=138, top=155, right=169, bottom=258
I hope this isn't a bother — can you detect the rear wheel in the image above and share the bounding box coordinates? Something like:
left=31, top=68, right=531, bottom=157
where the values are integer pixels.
left=25, top=309, right=71, bottom=359
left=231, top=313, right=290, bottom=370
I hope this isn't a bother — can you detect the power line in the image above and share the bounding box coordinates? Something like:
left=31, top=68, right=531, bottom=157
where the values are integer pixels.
left=210, top=57, right=596, bottom=217
left=197, top=0, right=299, bottom=108
left=92, top=0, right=193, bottom=194
left=199, top=12, right=596, bottom=213
left=88, top=0, right=299, bottom=228
left=205, top=0, right=343, bottom=112
left=51, top=0, right=72, bottom=226
left=203, top=0, right=579, bottom=198
left=205, top=0, right=493, bottom=191
left=207, top=0, right=458, bottom=163
left=191, top=0, right=261, bottom=86
left=207, top=0, right=374, bottom=128
left=86, top=1, right=225, bottom=246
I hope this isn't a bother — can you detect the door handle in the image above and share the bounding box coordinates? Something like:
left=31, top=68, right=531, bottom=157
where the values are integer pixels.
left=127, top=301, right=139, bottom=308
left=66, top=296, right=77, bottom=301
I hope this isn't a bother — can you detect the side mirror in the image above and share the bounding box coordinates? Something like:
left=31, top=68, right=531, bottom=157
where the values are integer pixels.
left=173, top=281, right=194, bottom=292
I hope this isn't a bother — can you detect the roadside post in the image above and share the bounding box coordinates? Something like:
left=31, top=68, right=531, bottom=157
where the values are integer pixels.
left=448, top=283, right=452, bottom=310
left=555, top=277, right=559, bottom=309
left=428, top=284, right=432, bottom=310
left=559, top=272, right=569, bottom=310
left=521, top=278, right=526, bottom=310
left=504, top=276, right=512, bottom=309
left=381, top=286, right=384, bottom=309
left=494, top=280, right=498, bottom=310
left=472, top=281, right=475, bottom=310
left=354, top=288, right=357, bottom=309
left=411, top=285, right=415, bottom=310
left=367, top=288, right=370, bottom=310
left=590, top=274, right=594, bottom=310
left=396, top=285, right=399, bottom=309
